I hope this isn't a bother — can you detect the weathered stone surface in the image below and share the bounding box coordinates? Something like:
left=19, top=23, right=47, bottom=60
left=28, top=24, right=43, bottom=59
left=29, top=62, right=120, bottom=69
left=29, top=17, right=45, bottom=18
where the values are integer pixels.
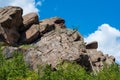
left=86, top=41, right=98, bottom=49
left=20, top=24, right=40, bottom=44
left=0, top=6, right=23, bottom=46
left=21, top=13, right=39, bottom=32
left=24, top=29, right=85, bottom=70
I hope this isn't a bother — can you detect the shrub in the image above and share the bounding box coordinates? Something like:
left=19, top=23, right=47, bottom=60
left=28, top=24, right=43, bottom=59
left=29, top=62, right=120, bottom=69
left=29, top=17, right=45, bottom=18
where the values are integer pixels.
left=38, top=61, right=120, bottom=80
left=0, top=48, right=39, bottom=80
left=94, top=64, right=120, bottom=80
left=38, top=61, right=93, bottom=80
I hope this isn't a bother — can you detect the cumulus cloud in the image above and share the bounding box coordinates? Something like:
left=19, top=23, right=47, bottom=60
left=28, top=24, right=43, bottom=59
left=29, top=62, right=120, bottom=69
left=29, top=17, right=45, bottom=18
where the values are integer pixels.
left=85, top=24, right=120, bottom=64
left=0, top=0, right=43, bottom=15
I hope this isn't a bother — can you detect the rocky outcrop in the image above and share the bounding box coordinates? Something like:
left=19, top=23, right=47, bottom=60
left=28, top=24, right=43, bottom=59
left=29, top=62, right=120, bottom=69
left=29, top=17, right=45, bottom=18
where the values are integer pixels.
left=0, top=6, right=116, bottom=72
left=25, top=29, right=84, bottom=70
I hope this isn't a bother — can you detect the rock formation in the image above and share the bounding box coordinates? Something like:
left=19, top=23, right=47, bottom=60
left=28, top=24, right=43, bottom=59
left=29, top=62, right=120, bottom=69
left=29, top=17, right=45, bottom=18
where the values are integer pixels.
left=0, top=6, right=115, bottom=72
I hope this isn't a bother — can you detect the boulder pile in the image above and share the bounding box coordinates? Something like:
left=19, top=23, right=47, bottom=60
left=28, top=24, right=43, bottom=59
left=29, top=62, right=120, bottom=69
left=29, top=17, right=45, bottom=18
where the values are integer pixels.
left=0, top=6, right=115, bottom=72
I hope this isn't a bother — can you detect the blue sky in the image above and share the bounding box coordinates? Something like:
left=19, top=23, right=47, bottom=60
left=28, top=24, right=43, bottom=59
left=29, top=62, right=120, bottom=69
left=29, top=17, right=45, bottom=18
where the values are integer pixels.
left=0, top=0, right=120, bottom=63
left=38, top=0, right=120, bottom=35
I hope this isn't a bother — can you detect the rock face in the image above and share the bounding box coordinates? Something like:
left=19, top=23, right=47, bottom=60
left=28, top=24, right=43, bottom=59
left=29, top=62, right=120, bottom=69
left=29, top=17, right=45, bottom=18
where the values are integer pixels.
left=0, top=6, right=115, bottom=72
left=25, top=29, right=84, bottom=69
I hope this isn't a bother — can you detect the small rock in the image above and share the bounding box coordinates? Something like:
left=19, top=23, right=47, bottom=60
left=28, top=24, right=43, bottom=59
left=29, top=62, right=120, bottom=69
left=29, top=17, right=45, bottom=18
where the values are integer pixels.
left=20, top=24, right=40, bottom=44
left=39, top=24, right=55, bottom=34
left=2, top=46, right=18, bottom=59
left=86, top=41, right=98, bottom=49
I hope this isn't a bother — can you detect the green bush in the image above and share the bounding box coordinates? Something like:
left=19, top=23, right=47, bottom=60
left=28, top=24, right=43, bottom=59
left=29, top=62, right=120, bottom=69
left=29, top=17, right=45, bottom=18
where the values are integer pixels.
left=38, top=61, right=120, bottom=80
left=0, top=47, right=120, bottom=80
left=38, top=61, right=93, bottom=80
left=94, top=64, right=120, bottom=80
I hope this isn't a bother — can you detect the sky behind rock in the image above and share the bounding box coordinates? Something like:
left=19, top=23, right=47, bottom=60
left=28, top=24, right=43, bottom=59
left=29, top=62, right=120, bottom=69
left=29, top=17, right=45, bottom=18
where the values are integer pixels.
left=0, top=0, right=42, bottom=15
left=0, top=0, right=120, bottom=63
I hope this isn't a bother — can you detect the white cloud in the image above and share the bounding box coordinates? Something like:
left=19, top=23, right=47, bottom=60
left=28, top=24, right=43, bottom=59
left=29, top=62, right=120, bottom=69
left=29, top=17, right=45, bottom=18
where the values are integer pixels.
left=36, top=1, right=42, bottom=6
left=0, top=0, right=43, bottom=15
left=84, top=24, right=120, bottom=64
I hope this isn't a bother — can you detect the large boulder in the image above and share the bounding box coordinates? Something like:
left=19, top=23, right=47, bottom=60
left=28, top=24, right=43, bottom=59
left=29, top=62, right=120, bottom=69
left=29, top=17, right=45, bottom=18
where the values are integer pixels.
left=0, top=6, right=23, bottom=46
left=40, top=17, right=66, bottom=29
left=21, top=13, right=39, bottom=32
